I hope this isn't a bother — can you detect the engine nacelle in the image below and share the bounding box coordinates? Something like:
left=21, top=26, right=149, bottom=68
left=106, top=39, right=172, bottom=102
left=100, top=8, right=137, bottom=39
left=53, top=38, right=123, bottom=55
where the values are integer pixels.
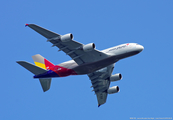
left=110, top=73, right=122, bottom=82
left=108, top=86, right=120, bottom=94
left=83, top=43, right=95, bottom=52
left=60, top=33, right=73, bottom=42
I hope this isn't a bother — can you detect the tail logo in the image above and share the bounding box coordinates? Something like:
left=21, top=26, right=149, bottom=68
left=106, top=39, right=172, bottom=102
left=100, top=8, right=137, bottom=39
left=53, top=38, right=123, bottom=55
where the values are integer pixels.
left=32, top=54, right=54, bottom=70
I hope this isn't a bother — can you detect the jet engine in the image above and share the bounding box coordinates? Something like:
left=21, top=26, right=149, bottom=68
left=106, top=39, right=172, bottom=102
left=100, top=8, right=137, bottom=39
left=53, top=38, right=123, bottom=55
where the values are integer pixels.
left=60, top=33, right=73, bottom=42
left=83, top=43, right=95, bottom=52
left=108, top=86, right=120, bottom=94
left=110, top=73, right=122, bottom=82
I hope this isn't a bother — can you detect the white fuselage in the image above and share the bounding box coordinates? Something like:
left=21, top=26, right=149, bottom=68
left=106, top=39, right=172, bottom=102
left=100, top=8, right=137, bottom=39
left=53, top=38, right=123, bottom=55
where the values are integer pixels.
left=102, top=43, right=144, bottom=56
left=59, top=43, right=144, bottom=74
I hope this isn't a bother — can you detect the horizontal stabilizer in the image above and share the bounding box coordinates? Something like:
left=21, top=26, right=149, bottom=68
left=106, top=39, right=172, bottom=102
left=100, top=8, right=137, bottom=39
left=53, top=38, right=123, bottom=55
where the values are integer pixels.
left=16, top=61, right=47, bottom=75
left=39, top=78, right=52, bottom=92
left=26, top=24, right=60, bottom=39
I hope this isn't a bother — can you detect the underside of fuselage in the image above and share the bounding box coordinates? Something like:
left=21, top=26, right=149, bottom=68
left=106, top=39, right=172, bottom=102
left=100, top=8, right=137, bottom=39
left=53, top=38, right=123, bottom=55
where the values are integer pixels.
left=34, top=50, right=139, bottom=78
left=73, top=50, right=140, bottom=74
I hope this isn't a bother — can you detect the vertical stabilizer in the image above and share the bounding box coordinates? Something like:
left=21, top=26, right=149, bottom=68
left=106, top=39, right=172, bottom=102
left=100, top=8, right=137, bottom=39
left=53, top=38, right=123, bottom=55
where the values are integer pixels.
left=32, top=54, right=54, bottom=70
left=32, top=54, right=54, bottom=92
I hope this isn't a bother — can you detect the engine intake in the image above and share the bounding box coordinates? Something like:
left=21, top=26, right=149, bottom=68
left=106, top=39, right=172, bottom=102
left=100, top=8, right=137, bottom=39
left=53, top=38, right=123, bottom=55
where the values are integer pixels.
left=83, top=43, right=95, bottom=52
left=110, top=73, right=122, bottom=82
left=60, top=33, right=73, bottom=42
left=108, top=86, right=120, bottom=94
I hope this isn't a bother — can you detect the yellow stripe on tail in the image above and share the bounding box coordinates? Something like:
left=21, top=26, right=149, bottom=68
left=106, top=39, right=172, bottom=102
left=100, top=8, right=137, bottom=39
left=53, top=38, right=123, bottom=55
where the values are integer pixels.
left=32, top=54, right=54, bottom=70
left=32, top=54, right=47, bottom=70
left=34, top=62, right=46, bottom=70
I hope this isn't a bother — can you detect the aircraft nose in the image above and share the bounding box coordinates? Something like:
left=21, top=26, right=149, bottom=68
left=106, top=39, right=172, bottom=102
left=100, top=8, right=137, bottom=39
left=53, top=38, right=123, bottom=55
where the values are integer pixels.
left=136, top=44, right=144, bottom=53
left=138, top=45, right=144, bottom=52
left=140, top=45, right=144, bottom=51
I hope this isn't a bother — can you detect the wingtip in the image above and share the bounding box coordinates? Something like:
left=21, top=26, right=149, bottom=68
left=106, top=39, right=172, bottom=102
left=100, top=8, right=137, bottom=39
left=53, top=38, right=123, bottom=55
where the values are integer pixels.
left=98, top=104, right=101, bottom=107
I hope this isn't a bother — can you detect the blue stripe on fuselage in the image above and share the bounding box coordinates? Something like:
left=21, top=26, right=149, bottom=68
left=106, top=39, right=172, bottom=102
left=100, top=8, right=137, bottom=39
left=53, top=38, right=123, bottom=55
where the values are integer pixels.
left=33, top=70, right=59, bottom=78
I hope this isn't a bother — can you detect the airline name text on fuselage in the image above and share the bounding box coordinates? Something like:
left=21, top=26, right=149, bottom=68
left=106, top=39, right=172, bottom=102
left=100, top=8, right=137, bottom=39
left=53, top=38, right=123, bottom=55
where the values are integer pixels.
left=109, top=45, right=127, bottom=52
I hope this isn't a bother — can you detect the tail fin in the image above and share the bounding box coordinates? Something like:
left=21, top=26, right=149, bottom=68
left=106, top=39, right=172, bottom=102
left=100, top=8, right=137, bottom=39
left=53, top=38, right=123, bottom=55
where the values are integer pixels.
left=32, top=54, right=54, bottom=92
left=32, top=54, right=54, bottom=70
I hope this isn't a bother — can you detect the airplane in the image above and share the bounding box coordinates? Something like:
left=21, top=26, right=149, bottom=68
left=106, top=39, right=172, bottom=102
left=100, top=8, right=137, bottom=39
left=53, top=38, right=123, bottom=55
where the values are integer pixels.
left=17, top=24, right=144, bottom=107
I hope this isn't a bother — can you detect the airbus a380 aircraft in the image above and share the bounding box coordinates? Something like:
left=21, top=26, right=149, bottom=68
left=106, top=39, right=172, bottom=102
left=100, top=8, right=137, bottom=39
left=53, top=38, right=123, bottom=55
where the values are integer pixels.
left=17, top=24, right=144, bottom=107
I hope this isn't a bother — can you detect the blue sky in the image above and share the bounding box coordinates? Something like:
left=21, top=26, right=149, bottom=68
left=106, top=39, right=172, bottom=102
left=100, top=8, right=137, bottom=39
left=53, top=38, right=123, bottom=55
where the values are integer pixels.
left=0, top=0, right=172, bottom=119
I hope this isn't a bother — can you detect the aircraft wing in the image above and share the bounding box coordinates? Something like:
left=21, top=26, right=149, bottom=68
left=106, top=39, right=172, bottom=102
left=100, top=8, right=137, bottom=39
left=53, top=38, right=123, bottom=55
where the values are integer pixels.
left=26, top=24, right=109, bottom=65
left=87, top=64, right=115, bottom=107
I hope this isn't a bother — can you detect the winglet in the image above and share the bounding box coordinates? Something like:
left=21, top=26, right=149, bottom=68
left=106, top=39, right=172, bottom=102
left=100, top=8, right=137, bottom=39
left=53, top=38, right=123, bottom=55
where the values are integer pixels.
left=25, top=24, right=29, bottom=27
